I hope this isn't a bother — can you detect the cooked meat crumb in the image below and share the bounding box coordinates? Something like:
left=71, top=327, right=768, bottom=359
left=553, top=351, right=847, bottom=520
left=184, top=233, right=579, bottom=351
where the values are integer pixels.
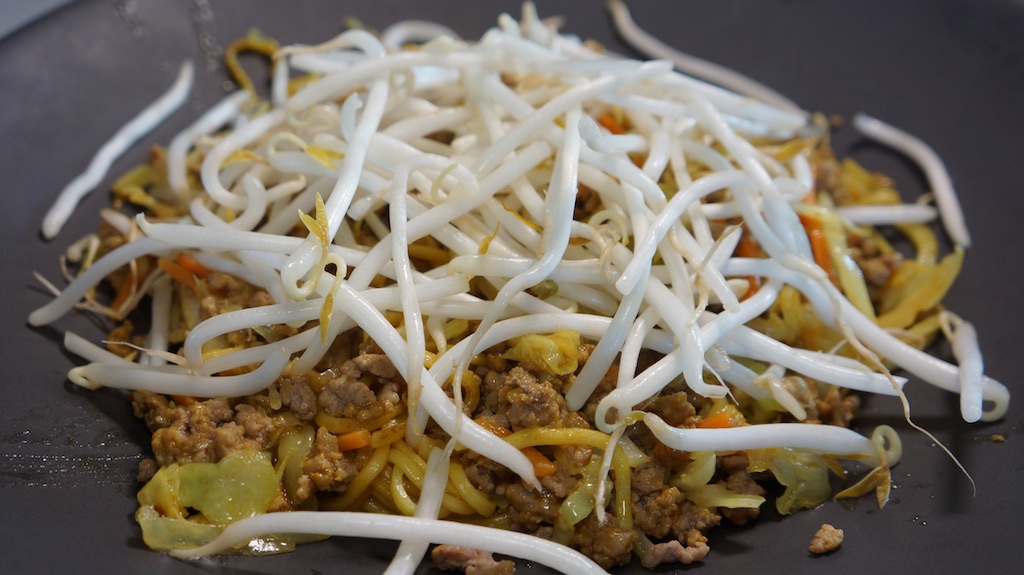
left=571, top=512, right=638, bottom=569
left=431, top=544, right=515, bottom=575
left=297, top=427, right=358, bottom=499
left=641, top=529, right=711, bottom=568
left=278, top=376, right=318, bottom=421
left=809, top=523, right=844, bottom=554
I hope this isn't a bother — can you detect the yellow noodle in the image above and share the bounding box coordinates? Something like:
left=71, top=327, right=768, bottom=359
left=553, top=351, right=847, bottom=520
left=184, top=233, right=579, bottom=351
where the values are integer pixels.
left=370, top=417, right=407, bottom=448
left=416, top=436, right=444, bottom=461
left=391, top=440, right=427, bottom=475
left=503, top=427, right=611, bottom=450
left=369, top=467, right=399, bottom=512
left=325, top=445, right=390, bottom=510
left=388, top=443, right=476, bottom=515
left=360, top=495, right=393, bottom=515
left=315, top=403, right=406, bottom=434
left=390, top=465, right=418, bottom=516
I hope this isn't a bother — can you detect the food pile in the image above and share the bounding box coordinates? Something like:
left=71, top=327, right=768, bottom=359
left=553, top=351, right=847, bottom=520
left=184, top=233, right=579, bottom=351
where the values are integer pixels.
left=30, top=3, right=1007, bottom=573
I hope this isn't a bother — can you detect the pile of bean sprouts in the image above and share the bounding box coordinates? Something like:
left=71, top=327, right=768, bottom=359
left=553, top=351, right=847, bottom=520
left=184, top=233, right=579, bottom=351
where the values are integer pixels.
left=30, top=2, right=1010, bottom=573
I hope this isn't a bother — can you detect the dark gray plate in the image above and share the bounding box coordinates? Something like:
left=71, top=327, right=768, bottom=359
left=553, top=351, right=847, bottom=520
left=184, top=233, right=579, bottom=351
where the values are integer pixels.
left=2, top=1, right=1022, bottom=573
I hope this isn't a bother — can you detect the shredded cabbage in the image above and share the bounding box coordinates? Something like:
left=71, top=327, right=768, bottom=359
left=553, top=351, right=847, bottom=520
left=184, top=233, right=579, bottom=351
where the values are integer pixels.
left=137, top=450, right=281, bottom=551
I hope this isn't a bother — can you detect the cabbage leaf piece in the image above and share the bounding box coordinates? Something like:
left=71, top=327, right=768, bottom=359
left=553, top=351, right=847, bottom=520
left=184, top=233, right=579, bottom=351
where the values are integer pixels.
left=136, top=449, right=281, bottom=552
left=672, top=451, right=765, bottom=510
left=747, top=447, right=832, bottom=514
left=503, top=328, right=581, bottom=375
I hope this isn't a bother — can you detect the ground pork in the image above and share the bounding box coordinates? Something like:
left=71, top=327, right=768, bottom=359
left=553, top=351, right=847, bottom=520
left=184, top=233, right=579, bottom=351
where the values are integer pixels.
left=559, top=411, right=594, bottom=468
left=232, top=403, right=278, bottom=445
left=245, top=289, right=275, bottom=308
left=718, top=453, right=766, bottom=526
left=130, top=392, right=285, bottom=467
left=816, top=388, right=861, bottom=427
left=136, top=458, right=158, bottom=483
left=479, top=369, right=505, bottom=415
left=105, top=320, right=144, bottom=358
left=132, top=393, right=234, bottom=466
left=278, top=375, right=318, bottom=421
left=431, top=545, right=515, bottom=575
left=317, top=353, right=404, bottom=420
left=809, top=523, right=844, bottom=554
left=352, top=352, right=401, bottom=380
left=574, top=184, right=602, bottom=221
left=461, top=451, right=510, bottom=496
left=641, top=529, right=711, bottom=568
left=539, top=465, right=578, bottom=498
left=571, top=512, right=638, bottom=570
left=504, top=481, right=560, bottom=532
left=500, top=367, right=563, bottom=431
left=210, top=422, right=261, bottom=460
left=319, top=372, right=376, bottom=417
left=200, top=272, right=257, bottom=345
left=631, top=459, right=668, bottom=497
left=644, top=391, right=698, bottom=427
left=632, top=486, right=721, bottom=540
left=297, top=427, right=358, bottom=500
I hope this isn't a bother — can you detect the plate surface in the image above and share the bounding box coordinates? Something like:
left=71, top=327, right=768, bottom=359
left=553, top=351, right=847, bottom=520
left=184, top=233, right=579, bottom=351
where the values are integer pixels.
left=1, top=1, right=1022, bottom=573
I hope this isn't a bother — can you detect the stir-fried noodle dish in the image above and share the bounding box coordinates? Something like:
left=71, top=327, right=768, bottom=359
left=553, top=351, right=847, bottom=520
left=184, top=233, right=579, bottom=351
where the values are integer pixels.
left=30, top=3, right=1010, bottom=572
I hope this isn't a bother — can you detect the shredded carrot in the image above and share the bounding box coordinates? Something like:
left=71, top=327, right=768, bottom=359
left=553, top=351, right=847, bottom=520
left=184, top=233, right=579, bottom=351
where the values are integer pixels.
left=175, top=252, right=210, bottom=279
left=336, top=428, right=372, bottom=452
left=170, top=394, right=196, bottom=406
left=157, top=257, right=198, bottom=292
left=475, top=418, right=557, bottom=477
left=734, top=231, right=762, bottom=300
left=521, top=446, right=558, bottom=477
left=110, top=265, right=140, bottom=313
left=475, top=417, right=512, bottom=438
left=797, top=190, right=837, bottom=285
left=597, top=112, right=625, bottom=135
left=798, top=214, right=837, bottom=286
left=696, top=410, right=739, bottom=429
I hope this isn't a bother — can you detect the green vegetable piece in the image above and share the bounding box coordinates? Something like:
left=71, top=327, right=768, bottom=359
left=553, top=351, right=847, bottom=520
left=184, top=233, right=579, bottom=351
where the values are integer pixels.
left=177, top=450, right=280, bottom=524
left=136, top=450, right=282, bottom=551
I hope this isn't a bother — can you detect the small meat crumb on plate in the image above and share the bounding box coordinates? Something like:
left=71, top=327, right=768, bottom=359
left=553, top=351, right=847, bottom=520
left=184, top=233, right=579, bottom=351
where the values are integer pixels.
left=809, top=523, right=844, bottom=555
left=432, top=544, right=516, bottom=575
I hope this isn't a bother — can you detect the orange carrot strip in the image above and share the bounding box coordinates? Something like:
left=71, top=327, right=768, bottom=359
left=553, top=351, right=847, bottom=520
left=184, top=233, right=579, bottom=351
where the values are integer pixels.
left=475, top=417, right=512, bottom=438
left=475, top=418, right=557, bottom=477
left=157, top=257, right=198, bottom=291
left=110, top=265, right=140, bottom=312
left=170, top=394, right=196, bottom=406
left=597, top=112, right=625, bottom=135
left=175, top=252, right=210, bottom=279
left=696, top=411, right=738, bottom=429
left=521, top=446, right=558, bottom=478
left=336, top=428, right=372, bottom=452
left=734, top=232, right=762, bottom=301
left=798, top=213, right=837, bottom=286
